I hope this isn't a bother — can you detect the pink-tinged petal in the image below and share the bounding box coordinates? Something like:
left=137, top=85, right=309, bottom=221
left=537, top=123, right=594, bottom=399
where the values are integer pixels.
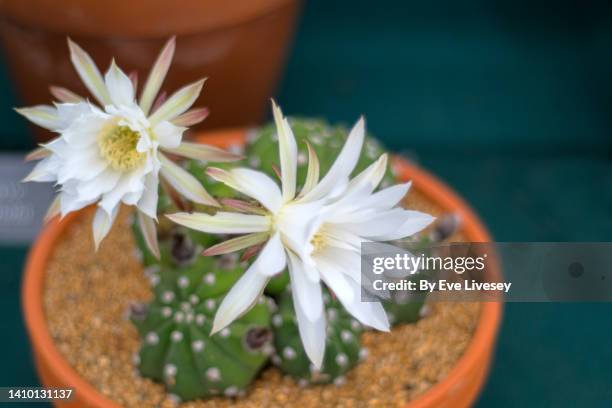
left=164, top=141, right=242, bottom=163
left=159, top=154, right=218, bottom=207
left=137, top=210, right=160, bottom=259
left=166, top=211, right=270, bottom=234
left=241, top=244, right=262, bottom=262
left=149, top=78, right=205, bottom=125
left=15, top=105, right=60, bottom=131
left=49, top=86, right=83, bottom=103
left=287, top=251, right=323, bottom=321
left=171, top=107, right=209, bottom=127
left=300, top=141, right=320, bottom=196
left=105, top=59, right=135, bottom=107
left=206, top=167, right=282, bottom=213
left=67, top=38, right=111, bottom=105
left=43, top=195, right=61, bottom=223
left=139, top=37, right=175, bottom=115
left=153, top=121, right=184, bottom=149
left=92, top=205, right=119, bottom=251
left=22, top=157, right=59, bottom=182
left=25, top=146, right=51, bottom=162
left=301, top=117, right=365, bottom=202
left=271, top=100, right=298, bottom=202
left=211, top=262, right=269, bottom=334
left=128, top=71, right=138, bottom=93
left=151, top=91, right=167, bottom=114
left=220, top=198, right=267, bottom=215
left=203, top=232, right=269, bottom=256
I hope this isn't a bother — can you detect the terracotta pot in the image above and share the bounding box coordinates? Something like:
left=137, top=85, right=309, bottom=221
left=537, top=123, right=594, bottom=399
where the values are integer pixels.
left=0, top=0, right=300, bottom=142
left=23, top=129, right=503, bottom=408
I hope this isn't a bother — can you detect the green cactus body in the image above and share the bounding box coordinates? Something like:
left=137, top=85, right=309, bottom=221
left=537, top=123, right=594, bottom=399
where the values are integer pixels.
left=271, top=290, right=366, bottom=386
left=383, top=236, right=434, bottom=325
left=131, top=256, right=274, bottom=401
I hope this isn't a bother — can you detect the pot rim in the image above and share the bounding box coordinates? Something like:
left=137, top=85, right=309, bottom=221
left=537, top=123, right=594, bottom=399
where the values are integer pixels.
left=22, top=128, right=502, bottom=408
left=0, top=0, right=299, bottom=38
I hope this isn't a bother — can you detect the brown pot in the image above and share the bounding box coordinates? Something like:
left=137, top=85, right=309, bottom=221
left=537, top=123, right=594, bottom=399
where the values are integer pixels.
left=23, top=129, right=503, bottom=408
left=0, top=0, right=300, bottom=142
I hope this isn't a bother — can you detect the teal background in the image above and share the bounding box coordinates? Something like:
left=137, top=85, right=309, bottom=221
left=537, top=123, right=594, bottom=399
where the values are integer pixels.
left=2, top=0, right=612, bottom=406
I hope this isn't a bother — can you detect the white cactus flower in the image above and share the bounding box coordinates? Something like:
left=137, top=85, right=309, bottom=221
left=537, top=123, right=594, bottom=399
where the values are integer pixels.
left=167, top=102, right=434, bottom=368
left=18, top=38, right=241, bottom=255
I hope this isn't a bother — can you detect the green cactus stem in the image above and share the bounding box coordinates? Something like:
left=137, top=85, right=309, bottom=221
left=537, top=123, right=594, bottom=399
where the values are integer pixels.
left=131, top=256, right=275, bottom=401
left=270, top=289, right=366, bottom=386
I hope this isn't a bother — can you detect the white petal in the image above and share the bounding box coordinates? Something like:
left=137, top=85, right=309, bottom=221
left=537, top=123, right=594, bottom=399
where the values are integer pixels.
left=317, top=256, right=389, bottom=331
left=211, top=262, right=269, bottom=334
left=92, top=205, right=119, bottom=250
left=105, top=60, right=135, bottom=107
left=159, top=153, right=218, bottom=207
left=287, top=251, right=323, bottom=321
left=166, top=211, right=270, bottom=234
left=301, top=117, right=365, bottom=202
left=276, top=199, right=326, bottom=258
left=137, top=210, right=160, bottom=259
left=67, top=39, right=111, bottom=105
left=99, top=170, right=145, bottom=215
left=364, top=182, right=411, bottom=209
left=342, top=154, right=388, bottom=199
left=163, top=142, right=242, bottom=163
left=139, top=37, right=175, bottom=115
left=59, top=190, right=96, bottom=216
left=332, top=207, right=432, bottom=240
left=293, top=288, right=326, bottom=369
left=60, top=109, right=109, bottom=149
left=207, top=167, right=282, bottom=213
left=75, top=168, right=121, bottom=202
left=271, top=101, right=297, bottom=202
left=56, top=146, right=108, bottom=184
left=316, top=260, right=355, bottom=305
left=137, top=172, right=159, bottom=219
left=149, top=79, right=205, bottom=125
left=255, top=232, right=287, bottom=276
left=56, top=102, right=104, bottom=132
left=15, top=105, right=60, bottom=131
left=152, top=121, right=184, bottom=149
left=369, top=210, right=435, bottom=241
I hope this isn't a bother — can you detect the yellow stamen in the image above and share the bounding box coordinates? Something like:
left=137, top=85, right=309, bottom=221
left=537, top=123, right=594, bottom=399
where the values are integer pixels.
left=311, top=232, right=326, bottom=254
left=98, top=125, right=145, bottom=171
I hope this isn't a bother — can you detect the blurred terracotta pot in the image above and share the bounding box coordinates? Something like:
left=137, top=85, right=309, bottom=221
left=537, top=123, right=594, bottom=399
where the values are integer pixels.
left=0, top=0, right=300, bottom=142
